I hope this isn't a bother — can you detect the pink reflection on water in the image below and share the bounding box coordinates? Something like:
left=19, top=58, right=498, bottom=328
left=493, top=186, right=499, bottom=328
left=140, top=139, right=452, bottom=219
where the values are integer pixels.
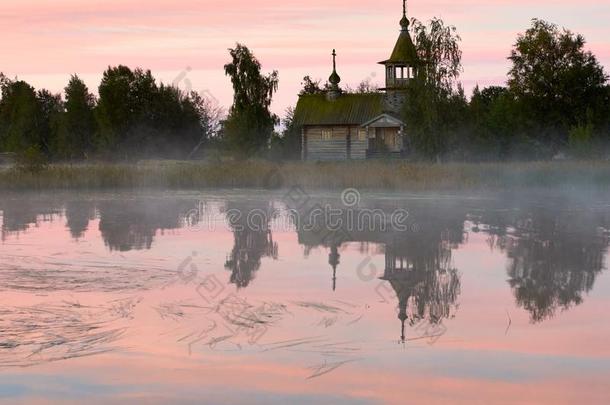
left=0, top=196, right=609, bottom=404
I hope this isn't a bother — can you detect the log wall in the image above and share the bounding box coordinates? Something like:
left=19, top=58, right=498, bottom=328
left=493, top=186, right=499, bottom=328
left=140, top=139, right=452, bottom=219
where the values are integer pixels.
left=304, top=126, right=348, bottom=161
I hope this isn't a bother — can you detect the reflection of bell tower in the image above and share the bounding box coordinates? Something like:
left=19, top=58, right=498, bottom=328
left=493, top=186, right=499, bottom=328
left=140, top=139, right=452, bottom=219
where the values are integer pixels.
left=380, top=251, right=425, bottom=342
left=379, top=237, right=461, bottom=342
left=329, top=244, right=340, bottom=291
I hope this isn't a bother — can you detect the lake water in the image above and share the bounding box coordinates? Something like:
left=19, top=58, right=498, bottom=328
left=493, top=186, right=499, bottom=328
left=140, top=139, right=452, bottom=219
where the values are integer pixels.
left=0, top=188, right=609, bottom=404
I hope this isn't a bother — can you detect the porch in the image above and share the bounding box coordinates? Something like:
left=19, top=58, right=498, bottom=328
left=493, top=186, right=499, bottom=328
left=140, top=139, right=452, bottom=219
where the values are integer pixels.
left=361, top=113, right=406, bottom=159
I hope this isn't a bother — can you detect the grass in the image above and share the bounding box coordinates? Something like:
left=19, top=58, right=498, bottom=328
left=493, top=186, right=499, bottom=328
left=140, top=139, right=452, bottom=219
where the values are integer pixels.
left=1, top=160, right=610, bottom=191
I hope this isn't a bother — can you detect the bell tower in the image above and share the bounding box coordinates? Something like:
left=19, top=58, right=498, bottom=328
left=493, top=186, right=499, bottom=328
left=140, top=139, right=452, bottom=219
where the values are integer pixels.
left=379, top=0, right=419, bottom=113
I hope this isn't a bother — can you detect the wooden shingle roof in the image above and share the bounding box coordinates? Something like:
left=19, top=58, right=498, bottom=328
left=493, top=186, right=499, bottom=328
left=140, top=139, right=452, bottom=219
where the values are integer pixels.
left=293, top=93, right=385, bottom=126
left=379, top=30, right=419, bottom=66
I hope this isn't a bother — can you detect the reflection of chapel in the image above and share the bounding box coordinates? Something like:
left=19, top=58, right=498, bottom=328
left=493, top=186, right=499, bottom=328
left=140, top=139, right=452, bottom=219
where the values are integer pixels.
left=313, top=232, right=458, bottom=342
left=295, top=1, right=419, bottom=161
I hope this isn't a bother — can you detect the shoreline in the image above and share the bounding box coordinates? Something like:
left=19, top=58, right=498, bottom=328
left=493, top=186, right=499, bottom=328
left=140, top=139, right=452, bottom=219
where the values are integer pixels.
left=1, top=160, right=610, bottom=191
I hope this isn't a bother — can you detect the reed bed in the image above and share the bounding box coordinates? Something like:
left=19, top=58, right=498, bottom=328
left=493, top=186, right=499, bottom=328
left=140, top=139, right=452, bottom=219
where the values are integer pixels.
left=1, top=160, right=610, bottom=191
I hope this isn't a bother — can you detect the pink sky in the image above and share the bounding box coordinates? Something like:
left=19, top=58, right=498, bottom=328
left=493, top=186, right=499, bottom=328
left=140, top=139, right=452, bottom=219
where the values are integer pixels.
left=1, top=0, right=609, bottom=116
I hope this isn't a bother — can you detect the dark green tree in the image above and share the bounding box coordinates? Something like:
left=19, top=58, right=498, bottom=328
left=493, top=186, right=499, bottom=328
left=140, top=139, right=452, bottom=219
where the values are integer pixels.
left=96, top=66, right=160, bottom=154
left=186, top=91, right=224, bottom=158
left=59, top=75, right=96, bottom=159
left=411, top=17, right=463, bottom=92
left=508, top=19, right=608, bottom=148
left=282, top=107, right=301, bottom=157
left=95, top=65, right=207, bottom=158
left=402, top=17, right=464, bottom=160
left=0, top=77, right=63, bottom=166
left=299, top=76, right=326, bottom=96
left=600, top=85, right=610, bottom=132
left=150, top=84, right=206, bottom=157
left=95, top=65, right=138, bottom=151
left=267, top=106, right=301, bottom=161
left=223, top=44, right=279, bottom=159
left=469, top=86, right=529, bottom=159
left=0, top=78, right=43, bottom=153
left=36, top=89, right=63, bottom=156
left=404, top=81, right=468, bottom=160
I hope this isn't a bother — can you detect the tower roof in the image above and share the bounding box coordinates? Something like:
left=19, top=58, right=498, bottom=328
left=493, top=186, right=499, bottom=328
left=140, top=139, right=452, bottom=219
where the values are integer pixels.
left=379, top=1, right=419, bottom=66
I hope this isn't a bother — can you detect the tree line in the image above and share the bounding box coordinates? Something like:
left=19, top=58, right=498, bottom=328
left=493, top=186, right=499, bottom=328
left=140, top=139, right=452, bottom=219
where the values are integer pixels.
left=0, top=67, right=222, bottom=163
left=402, top=18, right=610, bottom=161
left=1, top=18, right=609, bottom=164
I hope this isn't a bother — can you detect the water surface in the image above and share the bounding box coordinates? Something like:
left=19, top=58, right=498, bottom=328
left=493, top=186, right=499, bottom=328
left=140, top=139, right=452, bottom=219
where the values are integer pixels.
left=1, top=189, right=609, bottom=404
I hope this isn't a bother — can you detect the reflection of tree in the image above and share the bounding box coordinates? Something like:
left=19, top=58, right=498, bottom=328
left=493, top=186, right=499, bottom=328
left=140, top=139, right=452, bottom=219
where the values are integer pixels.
left=224, top=202, right=278, bottom=288
left=1, top=203, right=38, bottom=238
left=98, top=200, right=194, bottom=252
left=65, top=201, right=95, bottom=239
left=0, top=199, right=60, bottom=241
left=499, top=208, right=609, bottom=322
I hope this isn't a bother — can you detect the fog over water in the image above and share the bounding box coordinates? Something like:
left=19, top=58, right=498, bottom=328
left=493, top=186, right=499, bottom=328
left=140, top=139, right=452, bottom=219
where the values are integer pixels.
left=0, top=189, right=609, bottom=404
